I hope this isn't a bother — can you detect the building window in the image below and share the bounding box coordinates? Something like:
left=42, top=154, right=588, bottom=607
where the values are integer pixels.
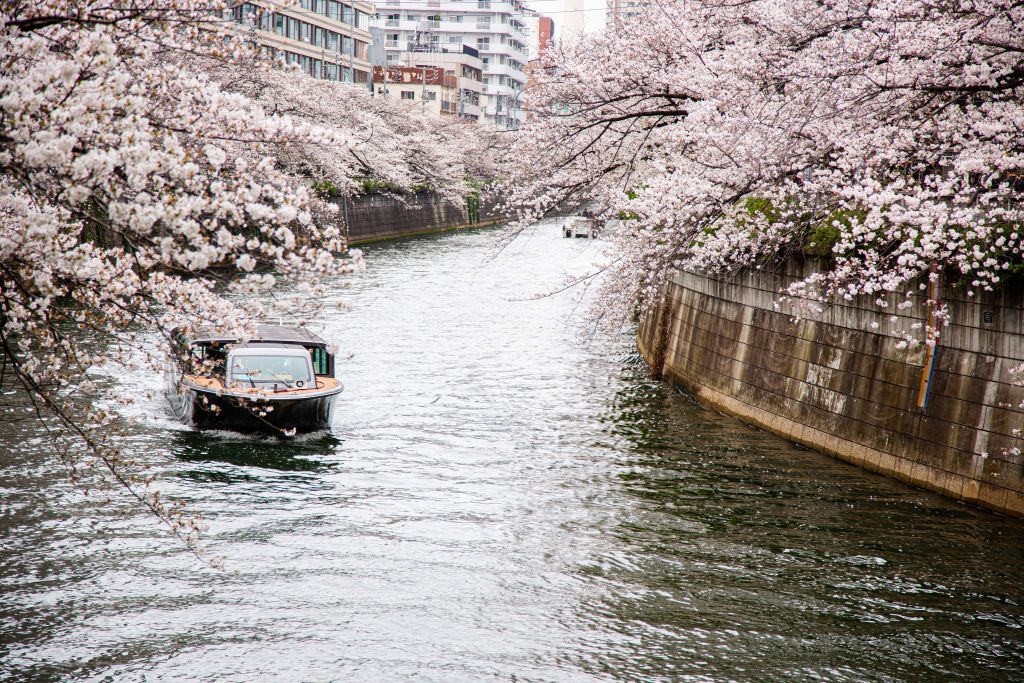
left=423, top=91, right=436, bottom=101
left=401, top=91, right=415, bottom=100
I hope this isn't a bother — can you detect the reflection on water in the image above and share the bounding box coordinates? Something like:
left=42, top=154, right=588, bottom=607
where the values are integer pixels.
left=171, top=431, right=342, bottom=474
left=1, top=223, right=1023, bottom=681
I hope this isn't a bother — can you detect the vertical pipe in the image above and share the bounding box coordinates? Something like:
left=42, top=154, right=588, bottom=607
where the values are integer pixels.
left=917, top=271, right=941, bottom=410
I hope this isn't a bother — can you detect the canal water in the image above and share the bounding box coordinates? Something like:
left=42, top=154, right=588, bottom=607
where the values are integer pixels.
left=2, top=224, right=1023, bottom=681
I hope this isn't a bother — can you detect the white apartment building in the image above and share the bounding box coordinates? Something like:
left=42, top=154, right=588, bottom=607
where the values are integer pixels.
left=227, top=1, right=376, bottom=86
left=607, top=0, right=650, bottom=28
left=371, top=1, right=532, bottom=129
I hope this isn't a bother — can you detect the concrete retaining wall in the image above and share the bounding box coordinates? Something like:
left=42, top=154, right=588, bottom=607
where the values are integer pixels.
left=637, top=259, right=1024, bottom=516
left=335, top=192, right=504, bottom=245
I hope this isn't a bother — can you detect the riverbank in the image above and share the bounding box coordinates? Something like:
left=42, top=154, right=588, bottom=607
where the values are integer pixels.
left=638, top=260, right=1024, bottom=517
left=334, top=192, right=505, bottom=246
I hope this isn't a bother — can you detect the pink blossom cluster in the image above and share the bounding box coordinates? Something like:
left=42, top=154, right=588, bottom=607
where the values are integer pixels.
left=503, top=0, right=1024, bottom=335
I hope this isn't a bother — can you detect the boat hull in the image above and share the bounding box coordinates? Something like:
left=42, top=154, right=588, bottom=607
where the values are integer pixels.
left=168, top=382, right=339, bottom=436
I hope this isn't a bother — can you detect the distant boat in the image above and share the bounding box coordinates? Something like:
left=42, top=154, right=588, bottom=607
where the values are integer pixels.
left=563, top=216, right=598, bottom=238
left=165, top=324, right=343, bottom=436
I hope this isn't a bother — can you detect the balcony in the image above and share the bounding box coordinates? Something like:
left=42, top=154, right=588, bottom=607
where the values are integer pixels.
left=485, top=83, right=519, bottom=97
left=484, top=62, right=524, bottom=81
left=481, top=42, right=526, bottom=60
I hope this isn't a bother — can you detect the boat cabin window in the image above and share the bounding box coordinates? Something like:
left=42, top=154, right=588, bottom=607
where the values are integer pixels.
left=229, top=355, right=312, bottom=387
left=184, top=344, right=226, bottom=375
left=308, top=346, right=330, bottom=375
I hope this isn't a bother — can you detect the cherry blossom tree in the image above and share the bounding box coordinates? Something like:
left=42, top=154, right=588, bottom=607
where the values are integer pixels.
left=0, top=0, right=489, bottom=557
left=503, top=0, right=1024, bottom=335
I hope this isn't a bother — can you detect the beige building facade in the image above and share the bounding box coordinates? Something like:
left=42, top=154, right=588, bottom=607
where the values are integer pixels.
left=373, top=48, right=484, bottom=121
left=228, top=1, right=377, bottom=86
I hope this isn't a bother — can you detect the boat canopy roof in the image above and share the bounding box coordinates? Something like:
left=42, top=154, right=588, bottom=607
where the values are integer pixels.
left=186, top=324, right=329, bottom=348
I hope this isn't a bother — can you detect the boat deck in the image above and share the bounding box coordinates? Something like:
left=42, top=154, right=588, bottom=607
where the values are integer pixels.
left=185, top=376, right=341, bottom=396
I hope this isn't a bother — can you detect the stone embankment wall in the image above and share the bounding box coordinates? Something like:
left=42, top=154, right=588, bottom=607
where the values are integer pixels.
left=637, top=260, right=1024, bottom=516
left=334, top=192, right=504, bottom=245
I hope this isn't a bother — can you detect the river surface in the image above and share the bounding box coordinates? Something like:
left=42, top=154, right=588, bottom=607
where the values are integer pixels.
left=2, top=223, right=1023, bottom=682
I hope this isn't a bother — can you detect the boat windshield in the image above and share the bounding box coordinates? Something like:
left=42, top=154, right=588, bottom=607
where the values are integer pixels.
left=229, top=355, right=312, bottom=386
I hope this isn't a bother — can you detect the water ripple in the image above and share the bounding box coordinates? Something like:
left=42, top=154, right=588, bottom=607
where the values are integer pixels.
left=2, top=224, right=1023, bottom=681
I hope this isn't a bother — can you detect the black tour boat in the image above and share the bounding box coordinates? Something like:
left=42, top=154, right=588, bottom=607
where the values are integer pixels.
left=165, top=324, right=343, bottom=435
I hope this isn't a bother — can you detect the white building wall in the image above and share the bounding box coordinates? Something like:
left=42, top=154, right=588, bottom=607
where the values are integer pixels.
left=606, top=0, right=650, bottom=28
left=560, top=0, right=585, bottom=39
left=371, top=0, right=532, bottom=129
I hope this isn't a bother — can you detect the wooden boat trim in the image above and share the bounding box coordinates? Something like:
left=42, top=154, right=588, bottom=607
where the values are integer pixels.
left=182, top=375, right=343, bottom=399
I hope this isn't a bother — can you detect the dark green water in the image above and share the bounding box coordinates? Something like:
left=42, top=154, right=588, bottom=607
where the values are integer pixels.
left=1, top=224, right=1022, bottom=681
